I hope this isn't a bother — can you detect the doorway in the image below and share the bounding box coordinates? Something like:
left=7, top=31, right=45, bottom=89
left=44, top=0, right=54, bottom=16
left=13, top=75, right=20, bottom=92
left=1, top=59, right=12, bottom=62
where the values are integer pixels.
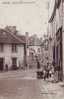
left=12, top=58, right=17, bottom=70
left=0, top=58, right=4, bottom=71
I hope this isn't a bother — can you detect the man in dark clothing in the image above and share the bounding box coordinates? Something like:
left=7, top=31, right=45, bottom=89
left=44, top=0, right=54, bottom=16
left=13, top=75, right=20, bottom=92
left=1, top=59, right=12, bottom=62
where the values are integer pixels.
left=36, top=56, right=40, bottom=69
left=5, top=64, right=8, bottom=71
left=36, top=55, right=41, bottom=78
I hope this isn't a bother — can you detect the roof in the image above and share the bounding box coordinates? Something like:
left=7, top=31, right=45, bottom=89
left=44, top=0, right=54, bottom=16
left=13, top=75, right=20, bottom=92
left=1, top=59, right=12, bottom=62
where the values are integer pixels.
left=0, top=29, right=26, bottom=44
left=49, top=0, right=61, bottom=23
left=17, top=35, right=26, bottom=43
left=49, top=2, right=56, bottom=23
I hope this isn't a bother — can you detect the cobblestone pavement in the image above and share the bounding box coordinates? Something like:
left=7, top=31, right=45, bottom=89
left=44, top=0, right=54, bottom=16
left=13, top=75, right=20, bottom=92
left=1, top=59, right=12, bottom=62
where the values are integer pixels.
left=0, top=70, right=64, bottom=99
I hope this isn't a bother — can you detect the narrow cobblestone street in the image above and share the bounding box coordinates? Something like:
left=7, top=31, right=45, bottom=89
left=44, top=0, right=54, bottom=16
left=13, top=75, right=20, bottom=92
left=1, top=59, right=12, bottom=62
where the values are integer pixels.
left=0, top=70, right=64, bottom=99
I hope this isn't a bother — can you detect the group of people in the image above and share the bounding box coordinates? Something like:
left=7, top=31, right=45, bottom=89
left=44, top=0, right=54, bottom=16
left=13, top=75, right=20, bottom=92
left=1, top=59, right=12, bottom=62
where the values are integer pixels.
left=36, top=58, right=62, bottom=83
left=36, top=55, right=55, bottom=81
left=42, top=64, right=54, bottom=80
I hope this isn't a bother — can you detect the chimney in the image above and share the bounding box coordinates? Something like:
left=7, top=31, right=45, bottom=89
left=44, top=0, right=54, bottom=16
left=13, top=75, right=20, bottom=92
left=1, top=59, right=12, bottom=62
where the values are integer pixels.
left=5, top=26, right=17, bottom=35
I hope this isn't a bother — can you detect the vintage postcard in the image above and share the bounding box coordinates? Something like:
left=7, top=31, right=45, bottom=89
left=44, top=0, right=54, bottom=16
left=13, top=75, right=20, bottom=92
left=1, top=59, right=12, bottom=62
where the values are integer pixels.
left=0, top=0, right=64, bottom=99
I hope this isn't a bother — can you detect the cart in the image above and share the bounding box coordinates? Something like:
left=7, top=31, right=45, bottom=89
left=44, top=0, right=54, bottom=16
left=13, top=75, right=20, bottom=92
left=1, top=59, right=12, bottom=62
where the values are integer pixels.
left=36, top=68, right=43, bottom=79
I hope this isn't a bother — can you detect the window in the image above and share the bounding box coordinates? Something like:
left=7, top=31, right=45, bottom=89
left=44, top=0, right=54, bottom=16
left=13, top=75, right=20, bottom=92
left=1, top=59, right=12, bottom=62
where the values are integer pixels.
left=12, top=44, right=17, bottom=52
left=0, top=44, right=4, bottom=52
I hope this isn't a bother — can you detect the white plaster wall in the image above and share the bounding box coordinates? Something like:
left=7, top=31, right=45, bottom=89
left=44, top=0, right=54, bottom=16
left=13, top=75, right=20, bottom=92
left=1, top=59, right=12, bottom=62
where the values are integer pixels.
left=0, top=44, right=24, bottom=69
left=17, top=45, right=24, bottom=68
left=56, top=9, right=60, bottom=30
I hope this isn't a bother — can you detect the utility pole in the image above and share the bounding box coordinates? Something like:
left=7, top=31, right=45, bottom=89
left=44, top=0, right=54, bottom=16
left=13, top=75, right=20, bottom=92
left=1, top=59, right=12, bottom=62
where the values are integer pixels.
left=25, top=32, right=29, bottom=69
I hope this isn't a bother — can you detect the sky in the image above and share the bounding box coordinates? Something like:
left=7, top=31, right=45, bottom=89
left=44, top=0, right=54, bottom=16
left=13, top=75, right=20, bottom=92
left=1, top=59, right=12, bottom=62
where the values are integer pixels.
left=0, top=0, right=49, bottom=37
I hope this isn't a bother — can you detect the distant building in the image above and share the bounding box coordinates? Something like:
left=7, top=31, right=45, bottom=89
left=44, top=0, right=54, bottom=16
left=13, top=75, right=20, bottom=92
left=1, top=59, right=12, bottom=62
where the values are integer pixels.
left=26, top=33, right=42, bottom=69
left=41, top=36, right=49, bottom=67
left=0, top=26, right=26, bottom=71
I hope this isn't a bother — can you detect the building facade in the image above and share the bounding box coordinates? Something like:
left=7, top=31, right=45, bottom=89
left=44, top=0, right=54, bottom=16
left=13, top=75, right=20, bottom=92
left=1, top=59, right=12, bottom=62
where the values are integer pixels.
left=41, top=35, right=49, bottom=67
left=25, top=33, right=42, bottom=69
left=0, top=27, right=26, bottom=71
left=48, top=0, right=64, bottom=81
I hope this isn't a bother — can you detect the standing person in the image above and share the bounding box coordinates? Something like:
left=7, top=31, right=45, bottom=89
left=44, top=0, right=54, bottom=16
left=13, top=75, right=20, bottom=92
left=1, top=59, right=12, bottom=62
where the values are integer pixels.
left=43, top=68, right=47, bottom=80
left=35, top=55, right=41, bottom=79
left=36, top=55, right=40, bottom=69
left=54, top=64, right=59, bottom=83
left=5, top=64, right=8, bottom=71
left=19, top=61, right=21, bottom=70
left=46, top=63, right=50, bottom=79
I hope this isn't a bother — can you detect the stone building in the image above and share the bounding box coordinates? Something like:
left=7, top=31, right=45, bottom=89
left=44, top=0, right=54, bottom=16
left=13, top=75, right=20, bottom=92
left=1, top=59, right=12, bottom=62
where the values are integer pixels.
left=48, top=0, right=64, bottom=81
left=0, top=26, right=26, bottom=71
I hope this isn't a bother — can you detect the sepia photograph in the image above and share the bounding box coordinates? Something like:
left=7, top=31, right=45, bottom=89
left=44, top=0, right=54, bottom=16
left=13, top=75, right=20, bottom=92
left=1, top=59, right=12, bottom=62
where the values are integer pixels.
left=0, top=0, right=64, bottom=99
